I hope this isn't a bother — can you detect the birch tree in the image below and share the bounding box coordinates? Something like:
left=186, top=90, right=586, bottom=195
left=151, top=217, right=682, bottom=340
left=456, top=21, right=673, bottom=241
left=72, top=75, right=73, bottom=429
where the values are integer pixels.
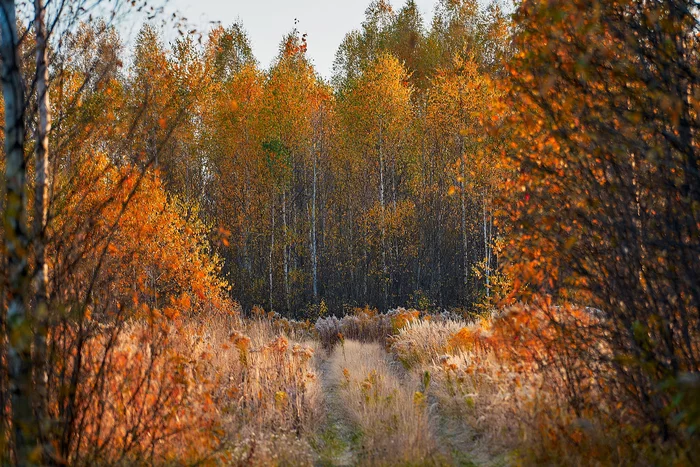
left=0, top=0, right=34, bottom=462
left=32, top=0, right=50, bottom=456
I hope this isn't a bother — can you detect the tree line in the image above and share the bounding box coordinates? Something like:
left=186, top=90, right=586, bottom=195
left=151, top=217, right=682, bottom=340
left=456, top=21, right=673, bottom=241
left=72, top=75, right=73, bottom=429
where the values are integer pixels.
left=139, top=0, right=510, bottom=317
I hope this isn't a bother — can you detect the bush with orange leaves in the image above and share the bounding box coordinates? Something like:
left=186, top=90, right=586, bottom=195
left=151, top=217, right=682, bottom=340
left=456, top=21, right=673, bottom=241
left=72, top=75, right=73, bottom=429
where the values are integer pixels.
left=50, top=153, right=231, bottom=321
left=39, top=155, right=239, bottom=464
left=47, top=319, right=223, bottom=464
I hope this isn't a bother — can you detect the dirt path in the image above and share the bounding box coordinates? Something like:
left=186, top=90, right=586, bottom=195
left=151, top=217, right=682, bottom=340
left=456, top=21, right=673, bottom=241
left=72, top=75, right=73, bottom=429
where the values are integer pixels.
left=313, top=349, right=358, bottom=466
left=313, top=341, right=442, bottom=466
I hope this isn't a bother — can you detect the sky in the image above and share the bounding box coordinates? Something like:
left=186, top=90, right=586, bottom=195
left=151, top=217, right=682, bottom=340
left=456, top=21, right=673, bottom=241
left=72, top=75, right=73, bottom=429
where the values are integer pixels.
left=161, top=0, right=438, bottom=80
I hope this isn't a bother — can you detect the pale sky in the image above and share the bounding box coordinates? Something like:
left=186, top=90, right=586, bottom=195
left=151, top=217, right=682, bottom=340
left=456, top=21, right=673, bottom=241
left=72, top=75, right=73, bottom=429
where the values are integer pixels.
left=161, top=0, right=438, bottom=80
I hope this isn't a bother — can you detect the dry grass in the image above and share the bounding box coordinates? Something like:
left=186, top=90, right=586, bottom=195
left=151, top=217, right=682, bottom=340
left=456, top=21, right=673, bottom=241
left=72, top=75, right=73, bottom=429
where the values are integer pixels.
left=315, top=310, right=523, bottom=464
left=58, top=310, right=323, bottom=465
left=71, top=306, right=672, bottom=465
left=387, top=310, right=651, bottom=466
left=179, top=312, right=322, bottom=465
left=389, top=319, right=465, bottom=368
left=326, top=340, right=442, bottom=465
left=315, top=307, right=461, bottom=352
left=387, top=317, right=521, bottom=463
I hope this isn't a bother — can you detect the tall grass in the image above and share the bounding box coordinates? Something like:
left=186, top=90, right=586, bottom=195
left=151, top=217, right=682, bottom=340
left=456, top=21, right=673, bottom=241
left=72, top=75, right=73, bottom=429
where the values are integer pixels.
left=60, top=310, right=323, bottom=465
left=69, top=304, right=689, bottom=464
left=388, top=316, right=521, bottom=464
left=327, top=340, right=440, bottom=465
left=315, top=306, right=462, bottom=351
left=385, top=306, right=691, bottom=465
left=180, top=312, right=322, bottom=465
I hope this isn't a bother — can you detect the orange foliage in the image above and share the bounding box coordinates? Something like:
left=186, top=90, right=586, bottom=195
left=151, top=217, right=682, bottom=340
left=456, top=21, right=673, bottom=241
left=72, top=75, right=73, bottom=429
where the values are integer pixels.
left=48, top=321, right=222, bottom=463
left=52, top=153, right=232, bottom=320
left=390, top=309, right=420, bottom=332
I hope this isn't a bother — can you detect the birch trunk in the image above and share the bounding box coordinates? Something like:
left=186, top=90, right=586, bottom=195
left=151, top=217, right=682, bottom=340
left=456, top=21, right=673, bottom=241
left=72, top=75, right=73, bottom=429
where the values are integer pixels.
left=282, top=190, right=290, bottom=314
left=33, top=0, right=51, bottom=453
left=1, top=0, right=34, bottom=461
left=460, top=141, right=469, bottom=306
left=378, top=124, right=388, bottom=309
left=311, top=145, right=318, bottom=303
left=482, top=190, right=491, bottom=298
left=269, top=198, right=275, bottom=311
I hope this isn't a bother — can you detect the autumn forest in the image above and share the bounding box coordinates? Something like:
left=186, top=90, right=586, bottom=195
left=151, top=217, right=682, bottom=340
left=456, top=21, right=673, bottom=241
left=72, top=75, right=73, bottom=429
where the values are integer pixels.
left=0, top=0, right=698, bottom=465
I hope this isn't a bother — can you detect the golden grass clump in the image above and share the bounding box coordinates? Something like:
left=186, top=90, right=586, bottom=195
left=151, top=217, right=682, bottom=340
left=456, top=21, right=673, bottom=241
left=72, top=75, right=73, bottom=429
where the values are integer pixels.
left=387, top=313, right=547, bottom=463
left=389, top=318, right=465, bottom=368
left=171, top=311, right=322, bottom=465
